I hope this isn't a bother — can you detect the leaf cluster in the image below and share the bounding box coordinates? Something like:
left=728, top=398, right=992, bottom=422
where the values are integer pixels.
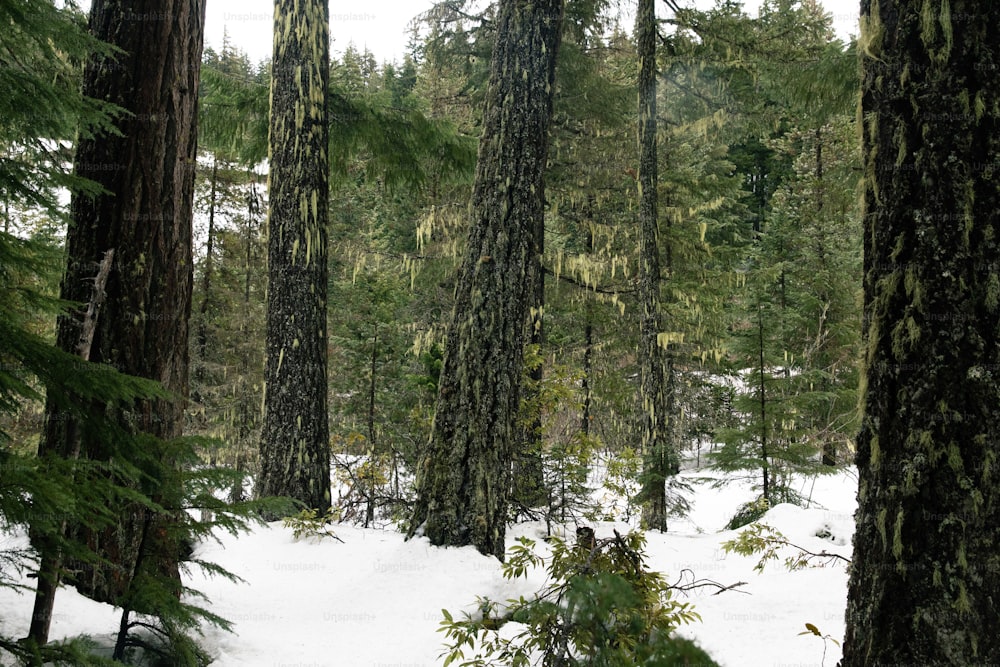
left=440, top=531, right=711, bottom=666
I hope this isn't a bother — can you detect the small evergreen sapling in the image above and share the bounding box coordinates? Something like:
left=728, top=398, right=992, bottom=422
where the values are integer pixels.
left=439, top=529, right=718, bottom=666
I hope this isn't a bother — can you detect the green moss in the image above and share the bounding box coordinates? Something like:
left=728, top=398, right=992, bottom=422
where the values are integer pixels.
left=985, top=273, right=999, bottom=312
left=892, top=508, right=905, bottom=561
left=877, top=507, right=888, bottom=551
left=860, top=1, right=885, bottom=60
left=982, top=448, right=995, bottom=487
left=947, top=442, right=964, bottom=473
left=894, top=123, right=908, bottom=167
left=919, top=0, right=937, bottom=51
left=954, top=579, right=971, bottom=614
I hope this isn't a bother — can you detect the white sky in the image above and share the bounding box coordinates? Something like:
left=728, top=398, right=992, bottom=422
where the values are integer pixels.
left=72, top=0, right=860, bottom=67
left=200, top=0, right=860, bottom=67
left=204, top=0, right=439, bottom=66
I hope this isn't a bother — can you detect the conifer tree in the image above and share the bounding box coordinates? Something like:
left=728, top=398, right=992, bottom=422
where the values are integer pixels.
left=29, top=0, right=206, bottom=621
left=842, top=1, right=1000, bottom=663
left=257, top=0, right=333, bottom=513
left=408, top=0, right=565, bottom=559
left=634, top=0, right=678, bottom=533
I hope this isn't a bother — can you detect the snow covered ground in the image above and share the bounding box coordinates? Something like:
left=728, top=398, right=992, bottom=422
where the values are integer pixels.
left=0, top=467, right=857, bottom=666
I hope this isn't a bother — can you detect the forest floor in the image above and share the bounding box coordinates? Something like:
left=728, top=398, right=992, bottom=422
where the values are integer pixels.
left=0, top=464, right=856, bottom=666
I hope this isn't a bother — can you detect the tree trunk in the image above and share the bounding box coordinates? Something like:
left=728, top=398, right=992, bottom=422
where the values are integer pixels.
left=636, top=0, right=676, bottom=532
left=408, top=0, right=564, bottom=560
left=814, top=125, right=837, bottom=468
left=513, top=209, right=547, bottom=509
left=193, top=155, right=219, bottom=405
left=757, top=298, right=770, bottom=502
left=841, top=2, right=1000, bottom=664
left=256, top=0, right=332, bottom=514
left=34, top=0, right=205, bottom=609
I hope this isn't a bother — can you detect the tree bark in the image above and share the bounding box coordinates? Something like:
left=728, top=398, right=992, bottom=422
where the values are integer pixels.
left=408, top=0, right=564, bottom=560
left=35, top=0, right=205, bottom=608
left=256, top=0, right=332, bottom=514
left=842, top=2, right=1000, bottom=664
left=636, top=0, right=677, bottom=532
left=513, top=209, right=547, bottom=509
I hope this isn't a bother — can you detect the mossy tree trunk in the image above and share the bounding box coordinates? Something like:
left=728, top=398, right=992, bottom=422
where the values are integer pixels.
left=636, top=0, right=678, bottom=532
left=256, top=0, right=332, bottom=514
left=408, top=0, right=564, bottom=560
left=514, top=215, right=547, bottom=510
left=842, top=2, right=1000, bottom=664
left=33, top=0, right=205, bottom=612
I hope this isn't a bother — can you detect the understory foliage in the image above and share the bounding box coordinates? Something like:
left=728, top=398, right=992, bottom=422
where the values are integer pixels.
left=440, top=530, right=715, bottom=666
left=721, top=522, right=851, bottom=573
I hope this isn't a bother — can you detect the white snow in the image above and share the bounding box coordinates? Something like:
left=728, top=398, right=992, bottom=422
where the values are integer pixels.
left=0, top=467, right=857, bottom=666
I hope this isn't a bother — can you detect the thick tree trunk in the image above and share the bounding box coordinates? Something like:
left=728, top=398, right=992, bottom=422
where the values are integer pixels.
left=636, top=0, right=676, bottom=532
left=513, top=213, right=547, bottom=509
left=408, top=0, right=564, bottom=560
left=34, top=0, right=205, bottom=609
left=256, top=0, right=332, bottom=514
left=841, top=2, right=1000, bottom=664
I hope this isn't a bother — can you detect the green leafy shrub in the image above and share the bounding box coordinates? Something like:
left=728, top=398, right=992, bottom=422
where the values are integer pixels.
left=725, top=496, right=772, bottom=530
left=282, top=507, right=343, bottom=541
left=440, top=530, right=717, bottom=666
left=721, top=522, right=850, bottom=573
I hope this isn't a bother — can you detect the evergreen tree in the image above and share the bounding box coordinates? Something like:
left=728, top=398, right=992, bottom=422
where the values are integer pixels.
left=634, top=0, right=678, bottom=532
left=408, top=0, right=565, bottom=559
left=29, top=0, right=206, bottom=631
left=842, top=1, right=1000, bottom=663
left=257, top=0, right=333, bottom=513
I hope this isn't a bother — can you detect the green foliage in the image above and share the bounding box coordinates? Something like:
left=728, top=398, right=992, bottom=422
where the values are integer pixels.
left=282, top=507, right=343, bottom=542
left=439, top=531, right=712, bottom=666
left=600, top=447, right=642, bottom=522
left=724, top=496, right=772, bottom=531
left=721, top=522, right=850, bottom=573
left=0, top=0, right=120, bottom=220
left=110, top=436, right=298, bottom=662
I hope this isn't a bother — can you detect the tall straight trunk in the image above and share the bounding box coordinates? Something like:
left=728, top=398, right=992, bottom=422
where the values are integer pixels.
left=231, top=174, right=262, bottom=504
left=33, top=0, right=205, bottom=610
left=814, top=125, right=837, bottom=467
left=757, top=298, right=770, bottom=502
left=842, top=2, right=1000, bottom=664
left=257, top=0, right=332, bottom=513
left=636, top=0, right=675, bottom=532
left=581, top=223, right=595, bottom=437
left=408, top=0, right=564, bottom=560
left=193, top=155, right=219, bottom=403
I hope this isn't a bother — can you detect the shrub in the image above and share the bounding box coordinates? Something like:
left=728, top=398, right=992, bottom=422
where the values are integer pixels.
left=440, top=529, right=717, bottom=666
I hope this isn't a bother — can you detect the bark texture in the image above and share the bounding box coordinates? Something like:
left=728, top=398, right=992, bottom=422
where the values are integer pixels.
left=842, top=2, right=1000, bottom=664
left=256, top=0, right=332, bottom=513
left=636, top=0, right=678, bottom=532
left=36, top=0, right=205, bottom=606
left=409, top=0, right=564, bottom=560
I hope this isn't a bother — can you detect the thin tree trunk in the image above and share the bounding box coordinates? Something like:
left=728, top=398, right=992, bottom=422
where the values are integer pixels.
left=28, top=250, right=113, bottom=645
left=408, top=0, right=564, bottom=560
left=193, top=155, right=219, bottom=404
left=257, top=0, right=332, bottom=514
left=636, top=0, right=675, bottom=532
left=757, top=298, right=769, bottom=502
left=842, top=4, right=1000, bottom=662
left=813, top=125, right=837, bottom=467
